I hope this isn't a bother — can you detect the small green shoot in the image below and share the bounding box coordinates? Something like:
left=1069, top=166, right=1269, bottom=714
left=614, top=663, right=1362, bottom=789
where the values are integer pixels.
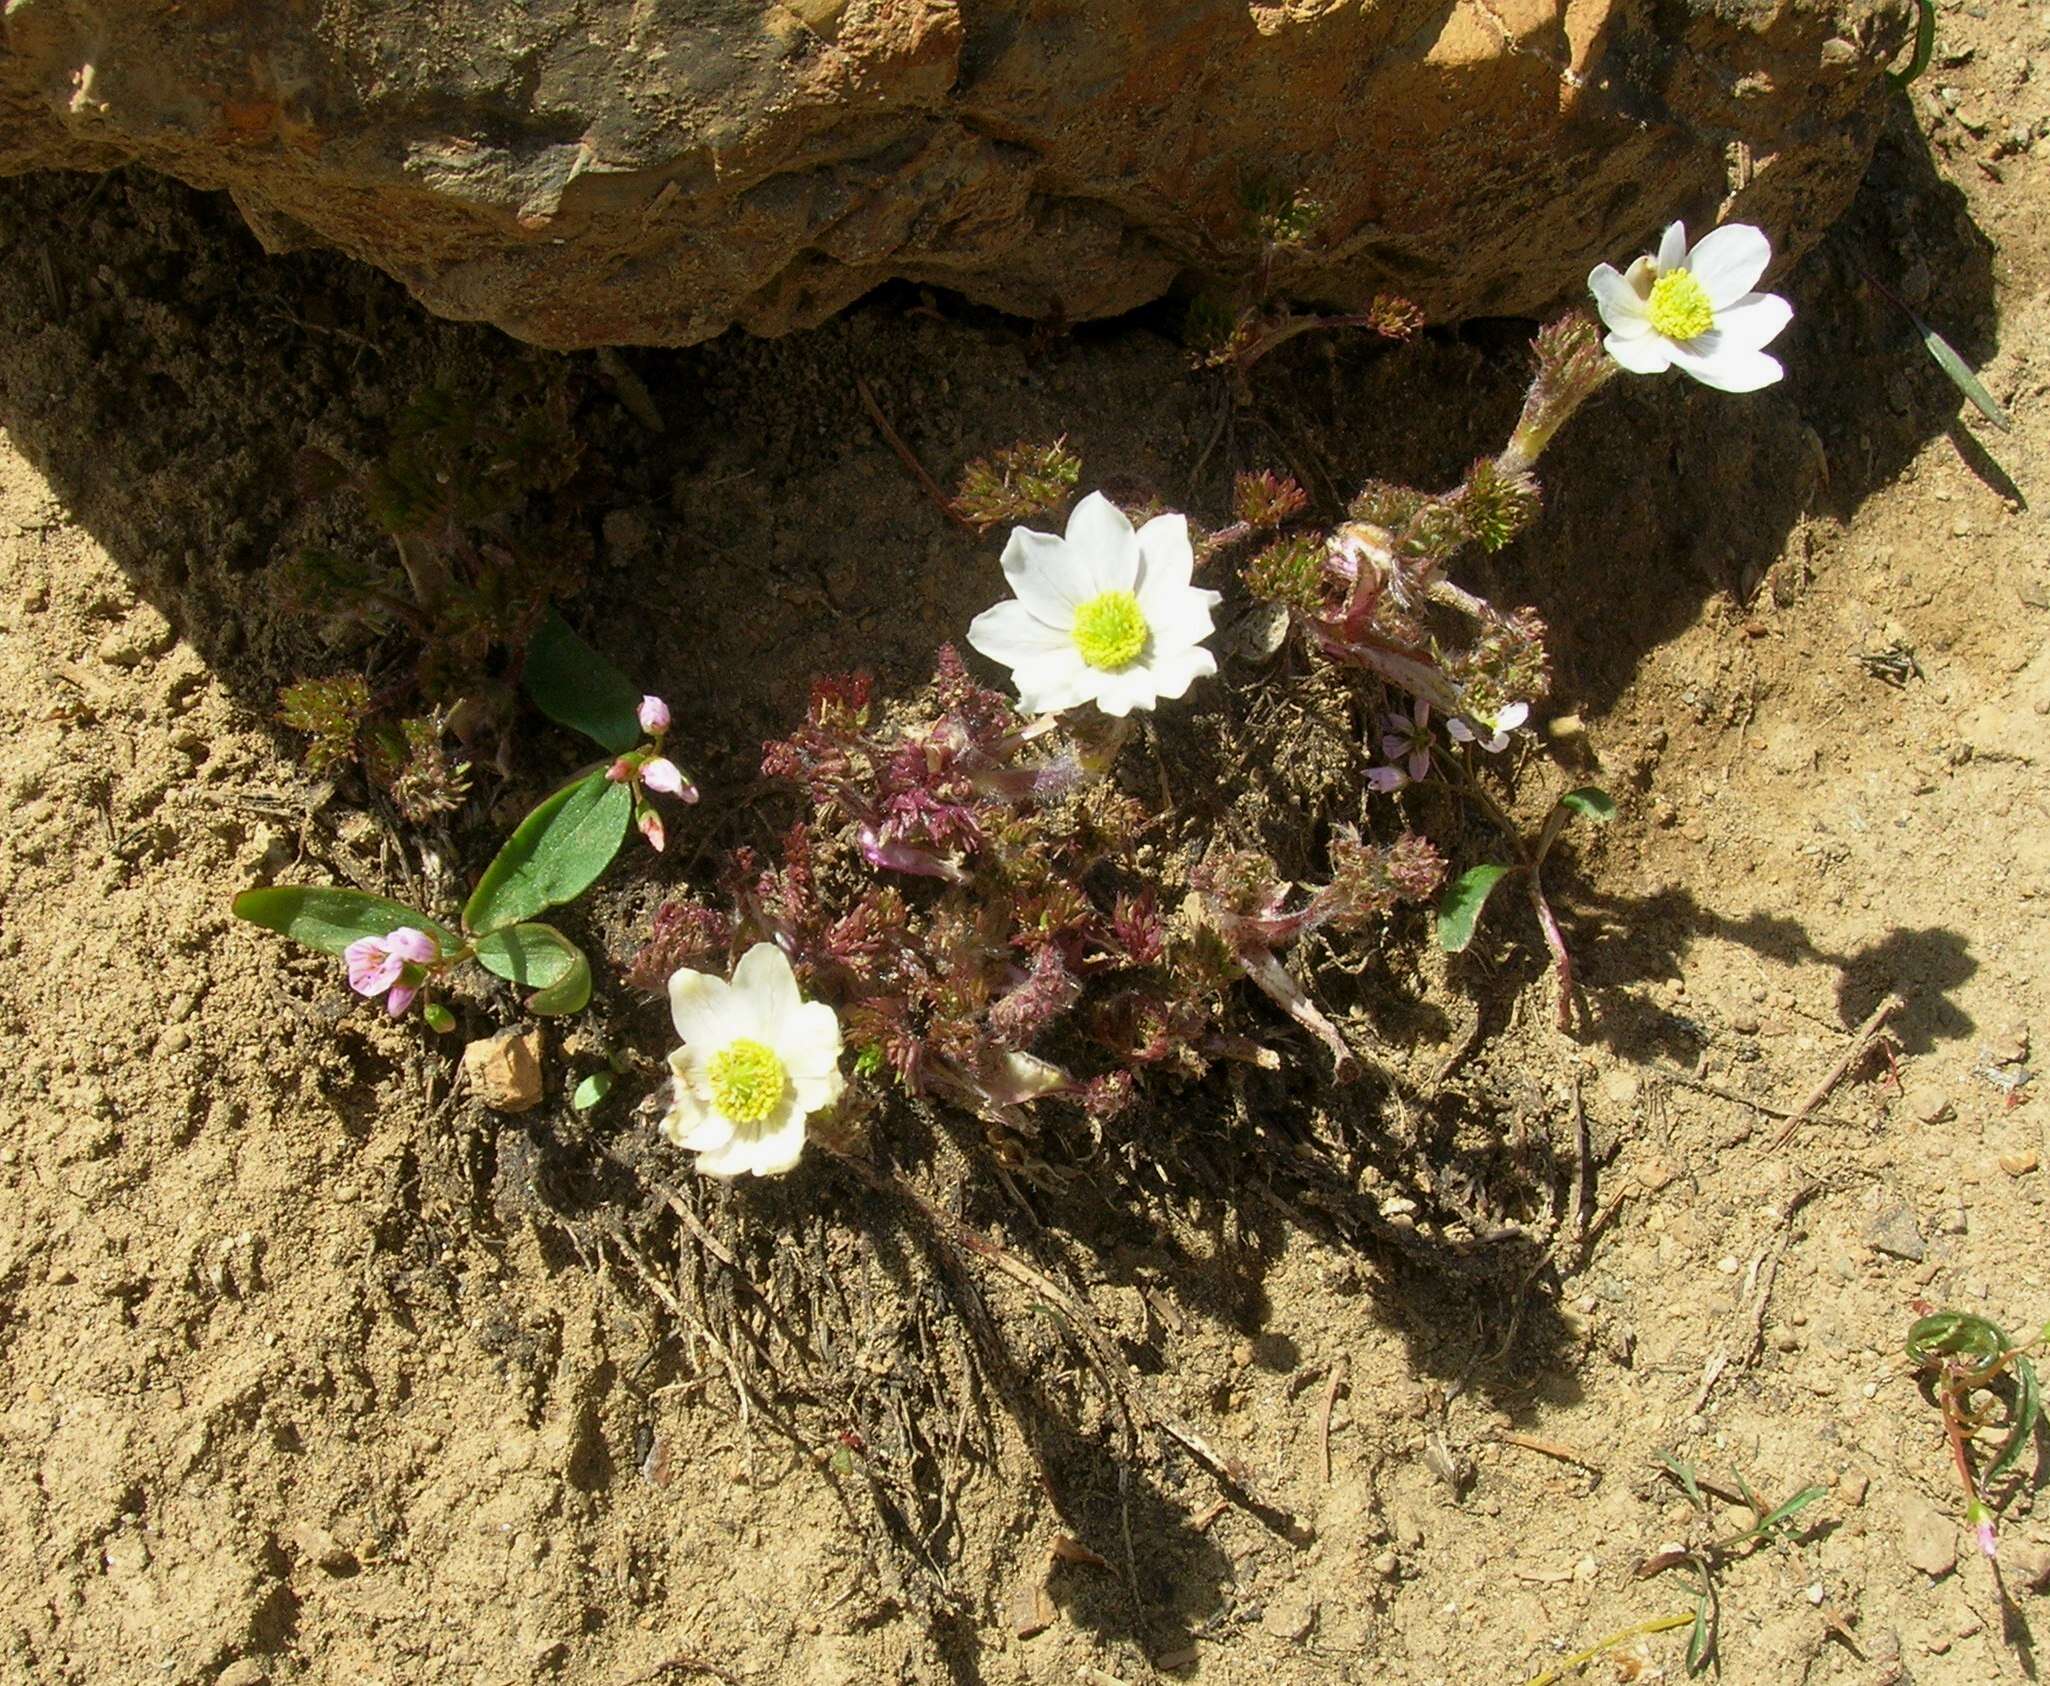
left=570, top=1070, right=614, bottom=1111
left=1906, top=1309, right=2046, bottom=1560
left=953, top=439, right=1082, bottom=532
left=1436, top=784, right=1614, bottom=1028
left=1918, top=319, right=2011, bottom=432
left=1888, top=0, right=1935, bottom=88
left=1636, top=1457, right=1827, bottom=1673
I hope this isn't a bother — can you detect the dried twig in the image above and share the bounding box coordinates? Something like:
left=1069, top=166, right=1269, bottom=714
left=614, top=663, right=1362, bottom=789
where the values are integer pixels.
left=855, top=376, right=973, bottom=530
left=1318, top=1356, right=1349, bottom=1484
left=1770, top=995, right=1903, bottom=1150
left=1498, top=1430, right=1602, bottom=1473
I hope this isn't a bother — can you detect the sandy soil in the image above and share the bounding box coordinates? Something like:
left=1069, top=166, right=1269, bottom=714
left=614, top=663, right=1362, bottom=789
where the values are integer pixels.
left=0, top=16, right=2047, bottom=1684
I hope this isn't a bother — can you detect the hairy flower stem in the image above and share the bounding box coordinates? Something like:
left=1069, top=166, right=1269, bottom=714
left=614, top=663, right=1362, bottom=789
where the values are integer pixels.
left=1497, top=312, right=1620, bottom=477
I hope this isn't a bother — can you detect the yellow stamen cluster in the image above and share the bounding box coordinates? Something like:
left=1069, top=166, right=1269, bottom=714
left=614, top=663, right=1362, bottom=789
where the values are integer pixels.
left=707, top=1038, right=787, bottom=1123
left=1071, top=589, right=1148, bottom=670
left=1647, top=270, right=1714, bottom=342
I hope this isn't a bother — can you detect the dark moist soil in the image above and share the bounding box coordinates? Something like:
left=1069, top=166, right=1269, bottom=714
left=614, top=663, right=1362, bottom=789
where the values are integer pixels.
left=0, top=61, right=2045, bottom=1685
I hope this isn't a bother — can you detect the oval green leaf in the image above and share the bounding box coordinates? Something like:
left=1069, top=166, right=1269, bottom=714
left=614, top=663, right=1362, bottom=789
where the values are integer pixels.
left=462, top=770, right=631, bottom=935
left=570, top=1070, right=614, bottom=1111
left=1558, top=786, right=1617, bottom=824
left=474, top=922, right=592, bottom=1015
left=232, top=886, right=459, bottom=957
left=523, top=610, right=645, bottom=755
left=1436, top=863, right=1513, bottom=954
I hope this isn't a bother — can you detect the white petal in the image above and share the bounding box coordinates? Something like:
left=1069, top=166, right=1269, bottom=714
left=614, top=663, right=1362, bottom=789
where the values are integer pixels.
left=1495, top=702, right=1530, bottom=731
left=746, top=1109, right=812, bottom=1177
left=669, top=967, right=738, bottom=1047
left=660, top=1082, right=734, bottom=1152
left=967, top=597, right=1072, bottom=673
left=1088, top=664, right=1162, bottom=717
left=1000, top=525, right=1091, bottom=624
left=1604, top=329, right=1675, bottom=376
left=1133, top=512, right=1194, bottom=599
left=731, top=942, right=801, bottom=1035
left=773, top=999, right=842, bottom=1080
left=696, top=1096, right=806, bottom=1178
left=1588, top=263, right=1651, bottom=335
left=1668, top=337, right=1783, bottom=393
left=1656, top=221, right=1687, bottom=273
left=1137, top=575, right=1219, bottom=650
left=1011, top=647, right=1096, bottom=714
left=1062, top=492, right=1140, bottom=595
left=1142, top=643, right=1218, bottom=704
left=1683, top=223, right=1771, bottom=309
left=1710, top=291, right=1791, bottom=354
left=792, top=1065, right=845, bottom=1116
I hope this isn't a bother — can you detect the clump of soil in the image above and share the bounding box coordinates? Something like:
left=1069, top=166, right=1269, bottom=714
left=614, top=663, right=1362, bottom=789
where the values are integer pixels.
left=0, top=49, right=2045, bottom=1683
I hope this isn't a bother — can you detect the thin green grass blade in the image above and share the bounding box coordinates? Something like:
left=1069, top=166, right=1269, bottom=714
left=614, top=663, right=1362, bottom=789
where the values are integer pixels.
left=1919, top=320, right=2011, bottom=431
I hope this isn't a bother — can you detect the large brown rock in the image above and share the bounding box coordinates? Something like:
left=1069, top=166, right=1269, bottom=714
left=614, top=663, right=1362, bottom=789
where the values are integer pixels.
left=0, top=0, right=1910, bottom=349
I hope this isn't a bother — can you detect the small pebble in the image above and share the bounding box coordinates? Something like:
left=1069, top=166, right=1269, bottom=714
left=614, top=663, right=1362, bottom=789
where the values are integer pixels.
left=1905, top=1085, right=1952, bottom=1125
left=1866, top=1205, right=1927, bottom=1263
left=1902, top=1498, right=1958, bottom=1578
left=2000, top=1151, right=2039, bottom=1177
left=463, top=1026, right=545, bottom=1113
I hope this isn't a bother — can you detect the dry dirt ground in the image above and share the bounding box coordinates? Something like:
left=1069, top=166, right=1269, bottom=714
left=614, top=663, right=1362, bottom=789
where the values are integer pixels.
left=2, top=13, right=2049, bottom=1685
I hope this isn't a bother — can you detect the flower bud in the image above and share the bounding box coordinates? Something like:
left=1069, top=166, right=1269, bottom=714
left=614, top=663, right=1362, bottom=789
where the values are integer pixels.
left=641, top=756, right=696, bottom=801
left=638, top=694, right=671, bottom=734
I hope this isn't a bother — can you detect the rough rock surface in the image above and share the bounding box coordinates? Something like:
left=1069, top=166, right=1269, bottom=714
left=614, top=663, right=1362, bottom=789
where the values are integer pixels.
left=0, top=0, right=1911, bottom=348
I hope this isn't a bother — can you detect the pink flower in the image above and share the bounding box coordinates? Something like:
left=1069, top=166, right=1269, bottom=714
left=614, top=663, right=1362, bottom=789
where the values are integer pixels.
left=344, top=927, right=438, bottom=1017
left=1368, top=697, right=1433, bottom=792
left=641, top=756, right=698, bottom=802
left=638, top=807, right=668, bottom=853
left=1978, top=1520, right=1999, bottom=1559
left=639, top=694, right=672, bottom=735
left=1447, top=701, right=1531, bottom=755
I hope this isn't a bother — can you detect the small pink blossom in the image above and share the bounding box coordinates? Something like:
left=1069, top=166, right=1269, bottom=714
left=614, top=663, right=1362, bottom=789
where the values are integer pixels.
left=344, top=927, right=438, bottom=1017
left=1978, top=1520, right=1999, bottom=1559
left=1447, top=701, right=1531, bottom=755
left=639, top=694, right=672, bottom=735
left=1368, top=697, right=1433, bottom=792
left=638, top=807, right=667, bottom=853
left=607, top=756, right=635, bottom=783
left=641, top=756, right=698, bottom=802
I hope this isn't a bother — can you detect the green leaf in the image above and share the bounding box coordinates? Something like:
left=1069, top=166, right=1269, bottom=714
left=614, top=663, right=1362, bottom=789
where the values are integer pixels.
left=475, top=922, right=591, bottom=1015
left=232, top=886, right=458, bottom=957
left=1436, top=863, right=1513, bottom=953
left=1558, top=786, right=1616, bottom=824
left=1741, top=1485, right=1828, bottom=1547
left=462, top=770, right=631, bottom=935
left=523, top=610, right=645, bottom=754
left=571, top=1071, right=614, bottom=1111
left=1659, top=1453, right=1707, bottom=1514
left=1919, top=320, right=2012, bottom=431
left=1989, top=1353, right=2041, bottom=1487
left=1907, top=1311, right=2009, bottom=1370
left=1888, top=0, right=1935, bottom=87
left=422, top=1003, right=457, bottom=1034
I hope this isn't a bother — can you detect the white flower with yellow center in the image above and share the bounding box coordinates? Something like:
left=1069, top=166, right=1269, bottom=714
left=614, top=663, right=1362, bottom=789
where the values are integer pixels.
left=1588, top=221, right=1792, bottom=394
left=661, top=943, right=843, bottom=1178
left=966, top=491, right=1222, bottom=718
